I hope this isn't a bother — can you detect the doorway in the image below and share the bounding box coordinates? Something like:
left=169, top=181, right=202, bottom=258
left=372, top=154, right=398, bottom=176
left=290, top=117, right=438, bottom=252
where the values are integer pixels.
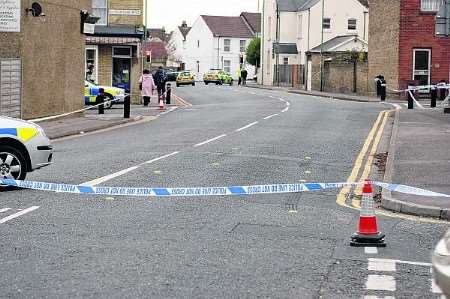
left=112, top=46, right=132, bottom=92
left=412, top=49, right=431, bottom=91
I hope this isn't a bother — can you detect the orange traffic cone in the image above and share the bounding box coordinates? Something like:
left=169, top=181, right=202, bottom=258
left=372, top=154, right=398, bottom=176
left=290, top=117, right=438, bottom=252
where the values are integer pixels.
left=159, top=95, right=165, bottom=111
left=350, top=179, right=386, bottom=247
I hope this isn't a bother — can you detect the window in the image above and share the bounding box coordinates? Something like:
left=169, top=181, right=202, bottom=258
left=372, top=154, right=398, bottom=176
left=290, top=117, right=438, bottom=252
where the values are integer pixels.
left=224, top=39, right=231, bottom=52
left=240, top=40, right=246, bottom=53
left=421, top=0, right=444, bottom=11
left=348, top=19, right=357, bottom=30
left=92, top=0, right=107, bottom=26
left=85, top=46, right=98, bottom=83
left=283, top=57, right=289, bottom=65
left=112, top=47, right=132, bottom=58
left=323, top=18, right=331, bottom=30
left=224, top=60, right=231, bottom=73
left=197, top=40, right=200, bottom=48
left=297, top=15, right=303, bottom=39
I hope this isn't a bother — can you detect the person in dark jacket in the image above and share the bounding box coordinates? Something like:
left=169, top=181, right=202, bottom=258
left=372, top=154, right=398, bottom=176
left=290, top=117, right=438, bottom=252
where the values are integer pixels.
left=154, top=66, right=167, bottom=99
left=241, top=68, right=248, bottom=86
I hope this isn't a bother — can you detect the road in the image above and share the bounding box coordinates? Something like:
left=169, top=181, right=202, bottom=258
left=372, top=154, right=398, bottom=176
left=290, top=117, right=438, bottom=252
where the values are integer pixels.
left=1, top=84, right=448, bottom=298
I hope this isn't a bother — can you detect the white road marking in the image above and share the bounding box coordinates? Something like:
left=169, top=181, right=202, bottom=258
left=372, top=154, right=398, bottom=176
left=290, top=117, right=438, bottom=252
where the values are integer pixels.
left=368, top=259, right=396, bottom=272
left=235, top=122, right=258, bottom=132
left=0, top=208, right=11, bottom=213
left=366, top=274, right=396, bottom=291
left=0, top=206, right=40, bottom=224
left=364, top=296, right=395, bottom=299
left=281, top=107, right=289, bottom=113
left=82, top=152, right=180, bottom=186
left=369, top=258, right=432, bottom=267
left=364, top=247, right=378, bottom=255
left=194, top=134, right=227, bottom=147
left=264, top=114, right=279, bottom=120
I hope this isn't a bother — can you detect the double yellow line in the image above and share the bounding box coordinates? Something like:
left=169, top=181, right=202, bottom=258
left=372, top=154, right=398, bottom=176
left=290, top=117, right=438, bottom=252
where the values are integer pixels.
left=336, top=109, right=391, bottom=209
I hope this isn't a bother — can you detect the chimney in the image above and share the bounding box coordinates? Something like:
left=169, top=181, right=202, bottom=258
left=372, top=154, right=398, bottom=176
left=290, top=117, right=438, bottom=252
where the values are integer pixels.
left=182, top=20, right=187, bottom=27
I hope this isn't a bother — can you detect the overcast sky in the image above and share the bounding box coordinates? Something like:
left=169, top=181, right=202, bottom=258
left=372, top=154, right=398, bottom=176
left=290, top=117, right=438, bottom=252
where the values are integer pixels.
left=147, top=0, right=260, bottom=32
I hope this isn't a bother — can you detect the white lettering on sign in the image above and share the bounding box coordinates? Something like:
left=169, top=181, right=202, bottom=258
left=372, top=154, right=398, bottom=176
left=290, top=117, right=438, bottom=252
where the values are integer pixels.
left=0, top=0, right=20, bottom=32
left=109, top=9, right=141, bottom=16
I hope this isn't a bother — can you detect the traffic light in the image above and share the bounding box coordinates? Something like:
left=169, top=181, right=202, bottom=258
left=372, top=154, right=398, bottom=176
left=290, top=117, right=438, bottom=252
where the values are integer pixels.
left=146, top=51, right=152, bottom=63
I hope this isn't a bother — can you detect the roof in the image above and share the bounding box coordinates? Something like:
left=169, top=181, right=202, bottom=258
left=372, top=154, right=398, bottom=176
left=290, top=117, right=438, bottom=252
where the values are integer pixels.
left=148, top=28, right=170, bottom=42
left=178, top=25, right=191, bottom=40
left=240, top=12, right=261, bottom=34
left=201, top=15, right=254, bottom=38
left=298, top=0, right=320, bottom=10
left=277, top=0, right=367, bottom=11
left=273, top=43, right=298, bottom=54
left=90, top=25, right=144, bottom=38
left=142, top=41, right=168, bottom=60
left=308, top=35, right=367, bottom=53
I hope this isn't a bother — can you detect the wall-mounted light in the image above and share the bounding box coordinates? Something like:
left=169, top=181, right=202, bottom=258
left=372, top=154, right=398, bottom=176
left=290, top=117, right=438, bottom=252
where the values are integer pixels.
left=25, top=2, right=45, bottom=17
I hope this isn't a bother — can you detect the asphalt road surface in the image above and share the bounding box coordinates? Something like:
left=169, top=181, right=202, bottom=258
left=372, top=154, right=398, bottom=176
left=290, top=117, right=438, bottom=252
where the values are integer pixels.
left=1, top=84, right=448, bottom=298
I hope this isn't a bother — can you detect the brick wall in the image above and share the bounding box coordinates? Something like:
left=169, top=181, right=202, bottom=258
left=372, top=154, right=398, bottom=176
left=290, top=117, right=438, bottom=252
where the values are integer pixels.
left=398, top=0, right=450, bottom=89
left=368, top=0, right=401, bottom=93
left=1, top=0, right=91, bottom=119
left=109, top=0, right=143, bottom=26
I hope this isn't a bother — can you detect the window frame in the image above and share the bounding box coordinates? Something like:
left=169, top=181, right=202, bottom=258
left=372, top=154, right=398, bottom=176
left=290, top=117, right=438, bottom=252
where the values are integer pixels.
left=85, top=45, right=99, bottom=84
left=420, top=0, right=443, bottom=12
left=224, top=39, right=231, bottom=52
left=323, top=18, right=331, bottom=30
left=92, top=0, right=108, bottom=26
left=348, top=18, right=357, bottom=31
left=223, top=59, right=231, bottom=73
left=240, top=40, right=246, bottom=53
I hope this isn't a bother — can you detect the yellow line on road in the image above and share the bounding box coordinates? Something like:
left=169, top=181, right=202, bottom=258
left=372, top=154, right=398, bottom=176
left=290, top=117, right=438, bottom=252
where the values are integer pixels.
left=172, top=93, right=193, bottom=107
left=336, top=110, right=386, bottom=208
left=352, top=110, right=391, bottom=208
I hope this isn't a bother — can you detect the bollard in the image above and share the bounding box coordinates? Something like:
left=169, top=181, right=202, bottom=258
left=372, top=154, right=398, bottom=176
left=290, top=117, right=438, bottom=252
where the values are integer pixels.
left=124, top=95, right=130, bottom=119
left=166, top=83, right=171, bottom=105
left=440, top=80, right=447, bottom=101
left=97, top=88, right=105, bottom=114
left=375, top=75, right=383, bottom=97
left=407, top=89, right=414, bottom=109
left=380, top=79, right=386, bottom=102
left=431, top=85, right=437, bottom=108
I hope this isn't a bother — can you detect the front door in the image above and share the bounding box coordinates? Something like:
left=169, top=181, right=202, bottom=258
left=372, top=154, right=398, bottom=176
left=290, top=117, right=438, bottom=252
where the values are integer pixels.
left=112, top=46, right=132, bottom=92
left=413, top=49, right=431, bottom=91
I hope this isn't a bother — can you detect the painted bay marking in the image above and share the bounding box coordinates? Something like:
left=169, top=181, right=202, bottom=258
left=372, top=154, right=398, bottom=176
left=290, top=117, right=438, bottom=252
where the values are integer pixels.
left=264, top=114, right=279, bottom=120
left=82, top=151, right=179, bottom=186
left=236, top=122, right=258, bottom=132
left=368, top=258, right=432, bottom=267
left=368, top=259, right=396, bottom=272
left=194, top=134, right=227, bottom=147
left=0, top=208, right=11, bottom=213
left=0, top=206, right=40, bottom=224
left=366, top=275, right=396, bottom=291
left=364, top=247, right=378, bottom=255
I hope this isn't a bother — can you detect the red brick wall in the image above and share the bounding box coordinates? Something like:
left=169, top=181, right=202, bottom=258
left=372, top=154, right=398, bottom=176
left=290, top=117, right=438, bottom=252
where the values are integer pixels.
left=399, top=0, right=450, bottom=89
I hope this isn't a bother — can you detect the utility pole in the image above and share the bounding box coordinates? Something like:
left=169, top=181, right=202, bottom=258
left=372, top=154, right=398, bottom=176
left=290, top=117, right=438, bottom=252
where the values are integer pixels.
left=320, top=0, right=324, bottom=91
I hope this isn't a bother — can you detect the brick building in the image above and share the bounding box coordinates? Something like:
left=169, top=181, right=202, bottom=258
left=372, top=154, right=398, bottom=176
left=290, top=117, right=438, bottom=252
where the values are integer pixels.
left=85, top=0, right=144, bottom=103
left=0, top=0, right=91, bottom=119
left=369, top=0, right=450, bottom=94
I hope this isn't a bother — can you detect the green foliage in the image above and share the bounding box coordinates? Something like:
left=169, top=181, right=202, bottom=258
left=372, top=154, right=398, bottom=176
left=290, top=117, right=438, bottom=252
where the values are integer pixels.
left=246, top=37, right=261, bottom=67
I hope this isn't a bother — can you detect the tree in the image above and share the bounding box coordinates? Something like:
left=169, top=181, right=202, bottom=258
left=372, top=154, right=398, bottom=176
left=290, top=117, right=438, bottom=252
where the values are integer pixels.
left=246, top=37, right=261, bottom=67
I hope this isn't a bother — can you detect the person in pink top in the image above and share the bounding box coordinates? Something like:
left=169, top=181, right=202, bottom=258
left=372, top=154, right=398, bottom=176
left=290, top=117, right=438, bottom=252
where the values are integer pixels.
left=139, top=69, right=155, bottom=106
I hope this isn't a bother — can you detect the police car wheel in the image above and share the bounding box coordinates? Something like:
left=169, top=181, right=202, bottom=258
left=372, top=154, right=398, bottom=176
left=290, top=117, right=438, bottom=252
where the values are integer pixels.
left=104, top=94, right=114, bottom=109
left=0, top=145, right=27, bottom=181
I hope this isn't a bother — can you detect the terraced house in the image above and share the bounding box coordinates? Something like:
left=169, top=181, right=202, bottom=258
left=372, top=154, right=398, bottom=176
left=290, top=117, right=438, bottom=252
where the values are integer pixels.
left=85, top=0, right=145, bottom=103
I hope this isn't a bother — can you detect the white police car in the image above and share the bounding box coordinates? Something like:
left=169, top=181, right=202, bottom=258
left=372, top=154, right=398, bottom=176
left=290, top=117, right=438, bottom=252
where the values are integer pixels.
left=0, top=116, right=53, bottom=181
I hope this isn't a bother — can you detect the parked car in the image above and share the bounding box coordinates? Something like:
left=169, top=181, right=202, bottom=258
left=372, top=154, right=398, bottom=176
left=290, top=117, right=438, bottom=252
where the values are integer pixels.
left=176, top=71, right=195, bottom=87
left=204, top=69, right=233, bottom=85
left=0, top=116, right=53, bottom=181
left=166, top=71, right=180, bottom=82
left=432, top=229, right=450, bottom=297
left=84, top=80, right=126, bottom=109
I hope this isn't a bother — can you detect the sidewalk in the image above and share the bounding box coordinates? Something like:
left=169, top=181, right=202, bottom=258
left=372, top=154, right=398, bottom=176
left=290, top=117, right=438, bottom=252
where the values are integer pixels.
left=245, top=82, right=380, bottom=103
left=382, top=108, right=450, bottom=220
left=36, top=97, right=183, bottom=140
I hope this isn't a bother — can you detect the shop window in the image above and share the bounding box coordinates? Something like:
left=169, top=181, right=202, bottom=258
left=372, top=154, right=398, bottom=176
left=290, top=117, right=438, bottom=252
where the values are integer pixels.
left=113, top=47, right=132, bottom=58
left=85, top=47, right=98, bottom=83
left=92, top=0, right=107, bottom=26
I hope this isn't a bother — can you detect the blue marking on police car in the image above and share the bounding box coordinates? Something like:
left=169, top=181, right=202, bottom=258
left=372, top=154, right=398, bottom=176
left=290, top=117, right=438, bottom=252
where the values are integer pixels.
left=0, top=128, right=18, bottom=136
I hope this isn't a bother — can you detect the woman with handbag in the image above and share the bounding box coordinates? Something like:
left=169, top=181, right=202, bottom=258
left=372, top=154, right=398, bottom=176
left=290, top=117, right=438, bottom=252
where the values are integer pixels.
left=139, top=69, right=155, bottom=106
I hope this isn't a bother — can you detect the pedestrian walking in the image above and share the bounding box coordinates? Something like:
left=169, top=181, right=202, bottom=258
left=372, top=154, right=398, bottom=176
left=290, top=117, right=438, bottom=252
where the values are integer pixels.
left=241, top=68, right=248, bottom=86
left=236, top=67, right=242, bottom=86
left=154, top=66, right=167, bottom=100
left=139, top=69, right=155, bottom=106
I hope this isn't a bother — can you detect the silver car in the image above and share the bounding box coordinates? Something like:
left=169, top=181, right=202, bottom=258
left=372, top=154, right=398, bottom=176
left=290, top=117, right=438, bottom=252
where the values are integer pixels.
left=432, top=229, right=450, bottom=297
left=0, top=116, right=53, bottom=181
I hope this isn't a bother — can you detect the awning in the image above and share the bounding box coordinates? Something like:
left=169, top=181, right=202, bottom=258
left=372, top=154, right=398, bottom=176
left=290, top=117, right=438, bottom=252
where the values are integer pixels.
left=273, top=43, right=299, bottom=54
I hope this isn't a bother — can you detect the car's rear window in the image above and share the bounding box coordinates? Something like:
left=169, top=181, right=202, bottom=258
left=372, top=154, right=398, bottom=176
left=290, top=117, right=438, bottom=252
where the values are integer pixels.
left=181, top=72, right=191, bottom=76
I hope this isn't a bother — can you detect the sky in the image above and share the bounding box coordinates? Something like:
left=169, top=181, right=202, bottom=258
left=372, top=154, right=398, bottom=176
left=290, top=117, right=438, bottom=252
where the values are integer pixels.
left=147, top=0, right=260, bottom=32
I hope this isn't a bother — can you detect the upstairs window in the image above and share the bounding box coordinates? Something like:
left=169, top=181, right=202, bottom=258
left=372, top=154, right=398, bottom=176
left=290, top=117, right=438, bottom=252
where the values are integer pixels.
left=421, top=0, right=444, bottom=12
left=240, top=40, right=246, bottom=53
left=323, top=18, right=331, bottom=30
left=348, top=19, right=357, bottom=30
left=92, top=0, right=107, bottom=26
left=224, top=39, right=231, bottom=52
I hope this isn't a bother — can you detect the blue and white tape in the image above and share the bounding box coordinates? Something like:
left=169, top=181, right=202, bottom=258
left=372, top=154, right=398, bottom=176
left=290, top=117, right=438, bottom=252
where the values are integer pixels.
left=1, top=178, right=449, bottom=198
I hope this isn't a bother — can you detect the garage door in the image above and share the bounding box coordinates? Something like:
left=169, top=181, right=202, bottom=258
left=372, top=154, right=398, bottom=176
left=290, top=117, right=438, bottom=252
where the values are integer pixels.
left=0, top=59, right=22, bottom=118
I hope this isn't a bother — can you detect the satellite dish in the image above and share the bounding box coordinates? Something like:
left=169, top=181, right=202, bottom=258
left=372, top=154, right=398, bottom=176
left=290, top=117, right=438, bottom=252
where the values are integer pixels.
left=31, top=2, right=43, bottom=17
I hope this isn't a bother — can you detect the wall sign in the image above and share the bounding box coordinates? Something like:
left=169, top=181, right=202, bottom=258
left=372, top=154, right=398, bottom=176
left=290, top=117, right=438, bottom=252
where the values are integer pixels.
left=109, top=9, right=141, bottom=16
left=0, top=0, right=20, bottom=32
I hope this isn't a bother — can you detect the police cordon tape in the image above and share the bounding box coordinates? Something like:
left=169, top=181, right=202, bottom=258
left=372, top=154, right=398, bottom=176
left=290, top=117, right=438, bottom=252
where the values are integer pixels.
left=1, top=178, right=449, bottom=198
